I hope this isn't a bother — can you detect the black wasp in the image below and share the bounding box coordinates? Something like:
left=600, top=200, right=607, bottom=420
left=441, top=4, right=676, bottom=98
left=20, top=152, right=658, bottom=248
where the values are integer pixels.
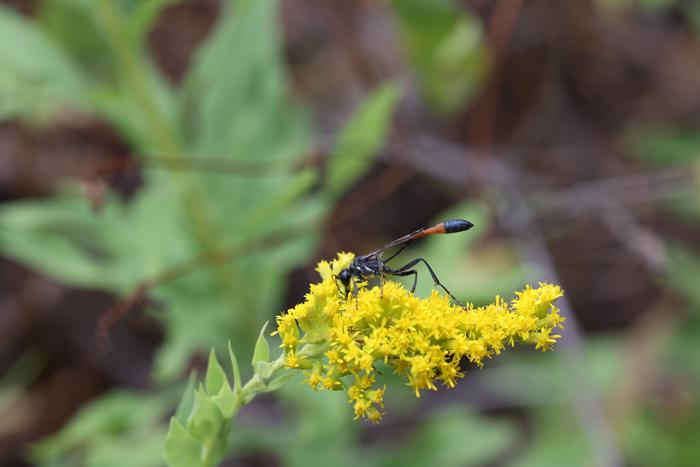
left=337, top=219, right=473, bottom=305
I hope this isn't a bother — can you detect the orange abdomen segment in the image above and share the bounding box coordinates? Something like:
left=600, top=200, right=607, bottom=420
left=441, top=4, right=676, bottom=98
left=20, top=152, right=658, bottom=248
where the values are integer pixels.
left=416, top=219, right=473, bottom=238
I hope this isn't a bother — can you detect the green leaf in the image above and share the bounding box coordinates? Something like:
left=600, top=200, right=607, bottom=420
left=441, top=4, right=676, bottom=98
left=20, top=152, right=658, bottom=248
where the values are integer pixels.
left=370, top=407, right=516, bottom=467
left=39, top=0, right=182, bottom=59
left=37, top=0, right=112, bottom=75
left=513, top=418, right=590, bottom=467
left=228, top=341, right=242, bottom=393
left=325, top=83, right=400, bottom=199
left=164, top=418, right=204, bottom=467
left=85, top=428, right=166, bottom=467
left=186, top=387, right=224, bottom=442
left=126, top=0, right=183, bottom=46
left=205, top=349, right=226, bottom=395
left=482, top=338, right=624, bottom=406
left=152, top=297, right=231, bottom=382
left=391, top=0, right=489, bottom=114
left=184, top=0, right=310, bottom=160
left=146, top=0, right=319, bottom=379
left=623, top=397, right=700, bottom=467
left=254, top=361, right=274, bottom=380
left=666, top=245, right=700, bottom=307
left=89, top=64, right=178, bottom=153
left=31, top=390, right=173, bottom=465
left=624, top=126, right=700, bottom=167
left=234, top=169, right=319, bottom=239
left=0, top=4, right=86, bottom=122
left=0, top=180, right=195, bottom=296
left=0, top=196, right=110, bottom=289
left=174, top=372, right=197, bottom=424
left=211, top=381, right=237, bottom=419
left=252, top=321, right=271, bottom=367
left=274, top=384, right=354, bottom=467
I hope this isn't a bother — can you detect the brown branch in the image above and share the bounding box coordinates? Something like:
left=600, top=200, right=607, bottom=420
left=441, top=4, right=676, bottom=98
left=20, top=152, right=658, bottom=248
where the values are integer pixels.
left=96, top=283, right=149, bottom=353
left=381, top=134, right=695, bottom=214
left=85, top=150, right=322, bottom=180
left=601, top=204, right=668, bottom=273
left=534, top=168, right=693, bottom=216
left=332, top=166, right=412, bottom=224
left=468, top=0, right=525, bottom=153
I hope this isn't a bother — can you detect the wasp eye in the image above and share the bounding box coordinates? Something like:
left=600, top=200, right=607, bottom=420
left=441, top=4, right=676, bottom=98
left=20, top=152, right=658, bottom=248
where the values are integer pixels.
left=339, top=269, right=351, bottom=285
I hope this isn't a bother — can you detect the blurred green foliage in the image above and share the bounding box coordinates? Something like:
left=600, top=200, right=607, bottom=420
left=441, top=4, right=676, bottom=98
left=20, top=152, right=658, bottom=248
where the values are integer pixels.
left=326, top=83, right=399, bottom=199
left=0, top=0, right=400, bottom=465
left=0, top=5, right=85, bottom=121
left=391, top=0, right=489, bottom=114
left=31, top=391, right=175, bottom=467
left=623, top=125, right=700, bottom=221
left=0, top=0, right=319, bottom=382
left=624, top=126, right=700, bottom=168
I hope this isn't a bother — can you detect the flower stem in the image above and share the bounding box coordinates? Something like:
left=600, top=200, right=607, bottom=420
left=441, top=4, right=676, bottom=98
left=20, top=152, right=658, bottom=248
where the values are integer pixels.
left=200, top=354, right=287, bottom=467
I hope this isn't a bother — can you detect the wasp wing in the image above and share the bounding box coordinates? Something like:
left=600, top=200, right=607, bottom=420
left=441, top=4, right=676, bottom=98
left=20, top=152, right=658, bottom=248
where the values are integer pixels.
left=369, top=228, right=425, bottom=256
left=365, top=220, right=473, bottom=258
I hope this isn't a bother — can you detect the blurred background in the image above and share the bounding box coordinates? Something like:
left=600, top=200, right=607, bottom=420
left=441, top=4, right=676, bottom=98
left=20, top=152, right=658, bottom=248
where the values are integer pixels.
left=1, top=0, right=700, bottom=466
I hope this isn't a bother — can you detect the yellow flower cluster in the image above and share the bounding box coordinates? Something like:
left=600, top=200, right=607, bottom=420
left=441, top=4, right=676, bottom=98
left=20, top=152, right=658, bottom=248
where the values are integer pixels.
left=275, top=253, right=565, bottom=422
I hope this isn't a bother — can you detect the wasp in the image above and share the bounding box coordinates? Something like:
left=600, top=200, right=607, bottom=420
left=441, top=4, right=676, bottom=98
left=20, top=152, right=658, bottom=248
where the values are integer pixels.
left=337, top=219, right=473, bottom=304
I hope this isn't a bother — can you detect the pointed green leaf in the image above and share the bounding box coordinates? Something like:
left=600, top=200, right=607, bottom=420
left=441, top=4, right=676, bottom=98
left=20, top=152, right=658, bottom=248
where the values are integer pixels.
left=252, top=321, right=270, bottom=366
left=128, top=0, right=183, bottom=46
left=228, top=341, right=242, bottom=393
left=186, top=387, right=224, bottom=442
left=391, top=0, right=489, bottom=114
left=254, top=360, right=274, bottom=380
left=185, top=0, right=310, bottom=160
left=0, top=4, right=87, bottom=122
left=205, top=349, right=226, bottom=395
left=174, top=371, right=197, bottom=424
left=325, top=82, right=400, bottom=199
left=163, top=418, right=204, bottom=467
left=211, top=380, right=236, bottom=419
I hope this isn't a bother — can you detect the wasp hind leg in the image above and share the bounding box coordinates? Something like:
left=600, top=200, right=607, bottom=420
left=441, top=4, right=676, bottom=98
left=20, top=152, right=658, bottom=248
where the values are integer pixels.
left=379, top=270, right=385, bottom=299
left=385, top=258, right=464, bottom=307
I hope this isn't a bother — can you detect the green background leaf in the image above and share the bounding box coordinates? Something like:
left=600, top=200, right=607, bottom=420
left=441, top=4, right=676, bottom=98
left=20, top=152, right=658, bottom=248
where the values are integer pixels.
left=325, top=83, right=400, bottom=199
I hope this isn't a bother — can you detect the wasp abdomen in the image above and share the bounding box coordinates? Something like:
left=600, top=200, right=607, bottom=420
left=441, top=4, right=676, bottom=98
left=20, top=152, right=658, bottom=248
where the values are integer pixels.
left=443, top=219, right=474, bottom=233
left=420, top=219, right=474, bottom=237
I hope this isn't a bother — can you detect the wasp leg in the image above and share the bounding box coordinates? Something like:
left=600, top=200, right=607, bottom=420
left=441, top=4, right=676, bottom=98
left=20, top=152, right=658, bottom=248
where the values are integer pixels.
left=385, top=258, right=463, bottom=306
left=353, top=278, right=359, bottom=309
left=379, top=270, right=385, bottom=299
left=386, top=268, right=418, bottom=292
left=382, top=241, right=412, bottom=264
left=334, top=275, right=345, bottom=299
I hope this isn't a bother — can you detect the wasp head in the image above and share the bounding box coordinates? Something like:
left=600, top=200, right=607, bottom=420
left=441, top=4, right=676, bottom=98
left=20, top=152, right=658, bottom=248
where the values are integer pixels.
left=338, top=268, right=352, bottom=287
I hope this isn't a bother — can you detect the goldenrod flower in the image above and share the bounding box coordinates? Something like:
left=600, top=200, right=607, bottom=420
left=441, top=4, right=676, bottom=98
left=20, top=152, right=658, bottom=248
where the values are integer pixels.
left=276, top=253, right=565, bottom=422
